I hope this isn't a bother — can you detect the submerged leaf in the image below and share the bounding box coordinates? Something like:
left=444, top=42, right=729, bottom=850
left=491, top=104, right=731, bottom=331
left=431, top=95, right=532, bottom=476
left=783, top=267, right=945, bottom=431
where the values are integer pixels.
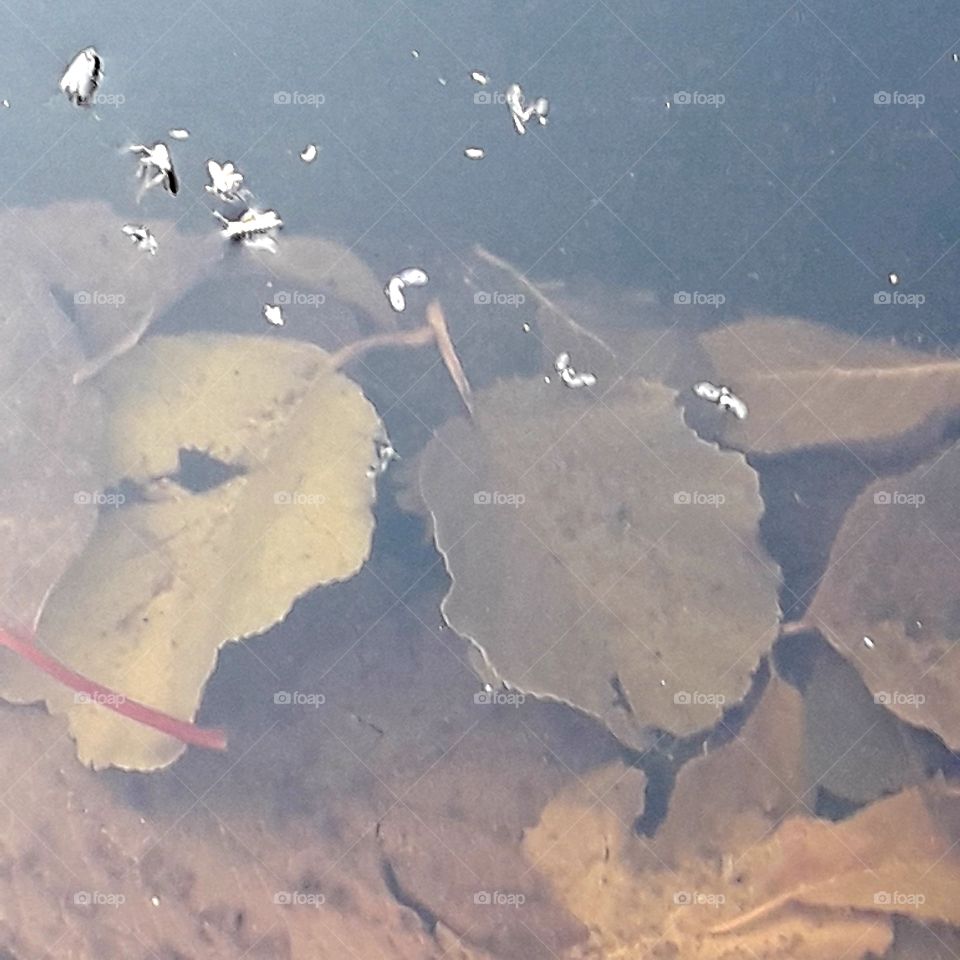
left=694, top=316, right=960, bottom=455
left=801, top=440, right=960, bottom=750
left=418, top=375, right=781, bottom=744
left=0, top=201, right=223, bottom=634
left=524, top=678, right=896, bottom=959
left=0, top=334, right=381, bottom=770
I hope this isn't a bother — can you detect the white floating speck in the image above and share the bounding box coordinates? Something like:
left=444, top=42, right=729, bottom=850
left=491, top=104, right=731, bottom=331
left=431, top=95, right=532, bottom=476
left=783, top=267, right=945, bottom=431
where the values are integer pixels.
left=470, top=70, right=489, bottom=85
left=411, top=50, right=420, bottom=59
left=263, top=303, right=284, bottom=327
left=887, top=271, right=899, bottom=286
left=554, top=352, right=570, bottom=372
left=521, top=322, right=531, bottom=333
left=397, top=266, right=428, bottom=287
left=129, top=142, right=178, bottom=196
left=121, top=223, right=158, bottom=255
left=438, top=77, right=447, bottom=86
left=300, top=143, right=318, bottom=163
left=150, top=896, right=160, bottom=907
left=863, top=635, right=875, bottom=649
left=532, top=97, right=549, bottom=125
left=59, top=47, right=102, bottom=106
left=168, top=128, right=189, bottom=140
left=385, top=275, right=406, bottom=312
left=464, top=146, right=485, bottom=160
left=1, top=100, right=9, bottom=108
left=205, top=159, right=245, bottom=202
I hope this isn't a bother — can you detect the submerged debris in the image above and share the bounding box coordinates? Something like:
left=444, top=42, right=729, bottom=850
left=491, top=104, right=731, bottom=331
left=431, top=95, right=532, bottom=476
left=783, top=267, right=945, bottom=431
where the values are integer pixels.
left=693, top=380, right=748, bottom=419
left=214, top=208, right=283, bottom=253
left=300, top=144, right=318, bottom=163
left=205, top=159, right=245, bottom=202
left=263, top=303, right=284, bottom=327
left=384, top=267, right=429, bottom=313
left=121, top=223, right=158, bottom=255
left=130, top=142, right=178, bottom=197
left=554, top=351, right=596, bottom=389
left=59, top=47, right=102, bottom=106
left=505, top=83, right=549, bottom=135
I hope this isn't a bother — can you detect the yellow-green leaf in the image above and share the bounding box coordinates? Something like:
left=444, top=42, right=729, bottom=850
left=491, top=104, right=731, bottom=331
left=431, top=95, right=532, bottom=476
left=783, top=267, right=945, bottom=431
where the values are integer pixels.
left=0, top=333, right=382, bottom=770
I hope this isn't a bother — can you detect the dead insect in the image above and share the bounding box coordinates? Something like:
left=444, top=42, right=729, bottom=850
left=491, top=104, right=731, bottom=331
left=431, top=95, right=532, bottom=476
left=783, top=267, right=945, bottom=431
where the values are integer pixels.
left=205, top=159, right=245, bottom=202
left=60, top=47, right=102, bottom=106
left=692, top=380, right=747, bottom=420
left=215, top=208, right=283, bottom=253
left=121, top=223, right=158, bottom=255
left=130, top=142, right=178, bottom=197
left=384, top=267, right=429, bottom=313
left=367, top=439, right=399, bottom=477
left=505, top=83, right=549, bottom=135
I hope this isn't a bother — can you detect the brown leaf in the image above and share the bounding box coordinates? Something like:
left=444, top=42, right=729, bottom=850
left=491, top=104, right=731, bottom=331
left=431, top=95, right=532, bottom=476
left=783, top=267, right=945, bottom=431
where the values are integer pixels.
left=417, top=375, right=781, bottom=745
left=694, top=316, right=960, bottom=456
left=525, top=678, right=897, bottom=959
left=801, top=441, right=960, bottom=749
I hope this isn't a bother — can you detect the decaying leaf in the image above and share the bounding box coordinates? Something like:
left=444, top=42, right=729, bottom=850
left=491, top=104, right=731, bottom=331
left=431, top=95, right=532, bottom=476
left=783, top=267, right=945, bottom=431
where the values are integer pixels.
left=800, top=440, right=960, bottom=750
left=0, top=201, right=223, bottom=635
left=0, top=333, right=382, bottom=770
left=715, top=779, right=960, bottom=933
left=693, top=316, right=960, bottom=456
left=800, top=638, right=926, bottom=806
left=523, top=678, right=925, bottom=959
left=417, top=375, right=781, bottom=745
